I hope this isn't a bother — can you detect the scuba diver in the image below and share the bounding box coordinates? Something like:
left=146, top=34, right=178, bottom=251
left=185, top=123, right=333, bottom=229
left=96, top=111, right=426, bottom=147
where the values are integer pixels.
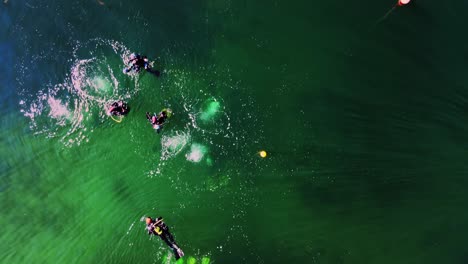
left=123, top=53, right=148, bottom=73
left=145, top=216, right=184, bottom=260
left=146, top=110, right=168, bottom=133
left=108, top=101, right=130, bottom=116
left=123, top=53, right=160, bottom=76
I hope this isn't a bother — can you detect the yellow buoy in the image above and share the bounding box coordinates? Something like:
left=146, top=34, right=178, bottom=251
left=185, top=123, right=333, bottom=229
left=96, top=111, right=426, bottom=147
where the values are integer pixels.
left=259, top=150, right=267, bottom=158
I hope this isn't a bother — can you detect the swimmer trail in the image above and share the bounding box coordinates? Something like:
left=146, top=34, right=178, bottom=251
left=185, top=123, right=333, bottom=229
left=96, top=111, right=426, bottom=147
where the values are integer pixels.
left=372, top=0, right=411, bottom=28
left=374, top=6, right=396, bottom=26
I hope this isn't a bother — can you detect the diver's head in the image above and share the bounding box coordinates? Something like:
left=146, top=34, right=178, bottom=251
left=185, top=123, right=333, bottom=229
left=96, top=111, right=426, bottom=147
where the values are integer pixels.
left=145, top=217, right=152, bottom=224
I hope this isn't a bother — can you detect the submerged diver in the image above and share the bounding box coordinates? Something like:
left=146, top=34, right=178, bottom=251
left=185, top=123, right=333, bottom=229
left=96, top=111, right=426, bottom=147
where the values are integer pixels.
left=108, top=101, right=130, bottom=116
left=146, top=110, right=168, bottom=133
left=145, top=216, right=184, bottom=259
left=123, top=53, right=160, bottom=76
left=123, top=53, right=148, bottom=73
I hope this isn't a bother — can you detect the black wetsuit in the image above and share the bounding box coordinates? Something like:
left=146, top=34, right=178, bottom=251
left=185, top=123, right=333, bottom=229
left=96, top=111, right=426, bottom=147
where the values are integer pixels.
left=126, top=54, right=160, bottom=76
left=109, top=102, right=129, bottom=116
left=135, top=58, right=147, bottom=70
left=146, top=217, right=181, bottom=259
left=146, top=111, right=167, bottom=133
left=156, top=112, right=167, bottom=124
left=128, top=56, right=148, bottom=72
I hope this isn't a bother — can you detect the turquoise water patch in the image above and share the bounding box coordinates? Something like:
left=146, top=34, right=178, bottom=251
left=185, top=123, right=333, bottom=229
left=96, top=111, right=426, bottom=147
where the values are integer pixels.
left=205, top=156, right=213, bottom=166
left=160, top=254, right=211, bottom=264
left=199, top=99, right=221, bottom=122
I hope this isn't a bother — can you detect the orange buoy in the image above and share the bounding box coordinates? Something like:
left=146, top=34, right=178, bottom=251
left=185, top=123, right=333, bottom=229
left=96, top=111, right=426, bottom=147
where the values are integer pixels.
left=398, top=0, right=411, bottom=6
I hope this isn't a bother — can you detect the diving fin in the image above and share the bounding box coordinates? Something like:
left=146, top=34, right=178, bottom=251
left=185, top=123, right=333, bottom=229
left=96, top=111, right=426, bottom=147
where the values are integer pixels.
left=173, top=244, right=184, bottom=258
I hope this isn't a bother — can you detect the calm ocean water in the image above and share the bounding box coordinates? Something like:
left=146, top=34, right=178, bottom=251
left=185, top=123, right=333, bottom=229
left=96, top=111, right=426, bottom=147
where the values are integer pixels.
left=2, top=0, right=468, bottom=263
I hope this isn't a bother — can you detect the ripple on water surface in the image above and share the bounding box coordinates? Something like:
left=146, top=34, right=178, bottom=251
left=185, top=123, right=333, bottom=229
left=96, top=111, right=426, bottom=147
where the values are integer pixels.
left=19, top=39, right=139, bottom=147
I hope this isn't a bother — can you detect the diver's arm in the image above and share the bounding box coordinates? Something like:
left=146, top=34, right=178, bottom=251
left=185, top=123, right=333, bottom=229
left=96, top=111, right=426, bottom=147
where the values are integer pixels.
left=146, top=224, right=154, bottom=235
left=145, top=112, right=152, bottom=121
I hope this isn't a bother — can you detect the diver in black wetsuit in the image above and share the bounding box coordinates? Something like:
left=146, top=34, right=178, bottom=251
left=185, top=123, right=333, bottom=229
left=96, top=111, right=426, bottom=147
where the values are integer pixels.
left=123, top=53, right=160, bottom=76
left=128, top=54, right=148, bottom=73
left=145, top=110, right=168, bottom=133
left=108, top=101, right=129, bottom=116
left=145, top=217, right=184, bottom=259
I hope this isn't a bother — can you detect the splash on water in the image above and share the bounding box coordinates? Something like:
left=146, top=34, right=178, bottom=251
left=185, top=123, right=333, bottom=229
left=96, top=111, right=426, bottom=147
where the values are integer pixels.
left=47, top=96, right=70, bottom=124
left=91, top=76, right=112, bottom=94
left=19, top=39, right=138, bottom=146
left=70, top=58, right=121, bottom=103
left=126, top=221, right=136, bottom=235
left=185, top=96, right=232, bottom=137
left=161, top=131, right=191, bottom=161
left=186, top=143, right=208, bottom=163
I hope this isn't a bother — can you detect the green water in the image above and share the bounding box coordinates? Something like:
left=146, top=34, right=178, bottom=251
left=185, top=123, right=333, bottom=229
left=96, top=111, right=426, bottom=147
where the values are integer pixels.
left=2, top=0, right=468, bottom=263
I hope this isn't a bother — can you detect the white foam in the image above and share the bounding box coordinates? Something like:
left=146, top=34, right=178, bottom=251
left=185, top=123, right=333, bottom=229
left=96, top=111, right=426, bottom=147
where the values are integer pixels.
left=47, top=96, right=70, bottom=121
left=161, top=131, right=191, bottom=160
left=186, top=143, right=207, bottom=163
left=19, top=38, right=136, bottom=147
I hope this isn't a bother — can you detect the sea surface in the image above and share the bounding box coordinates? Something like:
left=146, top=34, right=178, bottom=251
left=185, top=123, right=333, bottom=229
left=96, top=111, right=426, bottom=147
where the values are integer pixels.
left=2, top=1, right=468, bottom=263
